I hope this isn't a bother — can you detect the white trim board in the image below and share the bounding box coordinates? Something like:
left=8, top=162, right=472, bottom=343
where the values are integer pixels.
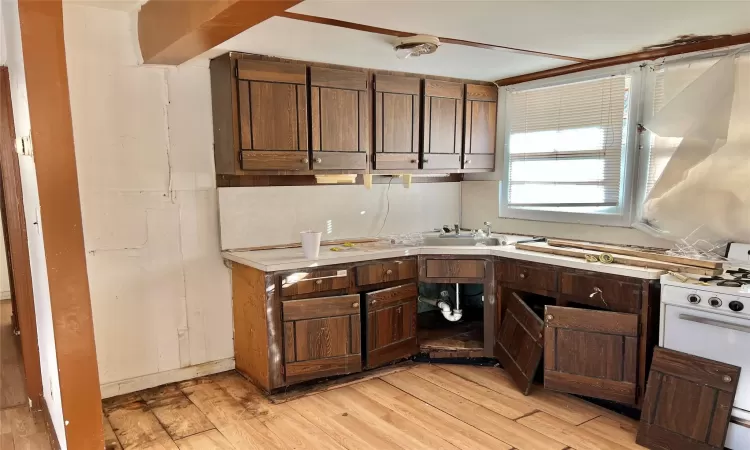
left=99, top=358, right=235, bottom=398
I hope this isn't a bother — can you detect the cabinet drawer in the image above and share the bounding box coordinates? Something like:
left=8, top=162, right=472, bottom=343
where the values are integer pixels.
left=425, top=259, right=485, bottom=279
left=311, top=152, right=367, bottom=171
left=497, top=261, right=557, bottom=292
left=560, top=272, right=641, bottom=314
left=279, top=268, right=350, bottom=298
left=282, top=294, right=361, bottom=321
left=462, top=154, right=494, bottom=170
left=356, top=260, right=417, bottom=286
left=365, top=283, right=417, bottom=311
left=241, top=151, right=310, bottom=171
left=422, top=154, right=461, bottom=170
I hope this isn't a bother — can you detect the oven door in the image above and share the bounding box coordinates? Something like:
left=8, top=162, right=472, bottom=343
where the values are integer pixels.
left=663, top=304, right=750, bottom=415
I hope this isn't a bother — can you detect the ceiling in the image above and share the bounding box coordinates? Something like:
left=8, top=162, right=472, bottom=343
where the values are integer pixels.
left=203, top=1, right=750, bottom=81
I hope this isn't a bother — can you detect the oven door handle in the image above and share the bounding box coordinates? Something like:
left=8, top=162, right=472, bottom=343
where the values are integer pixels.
left=678, top=314, right=750, bottom=334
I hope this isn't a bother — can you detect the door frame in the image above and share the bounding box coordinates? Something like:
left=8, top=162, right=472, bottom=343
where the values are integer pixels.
left=0, top=66, right=44, bottom=408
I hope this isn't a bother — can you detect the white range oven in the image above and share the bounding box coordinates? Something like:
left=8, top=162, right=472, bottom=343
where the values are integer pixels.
left=660, top=246, right=750, bottom=449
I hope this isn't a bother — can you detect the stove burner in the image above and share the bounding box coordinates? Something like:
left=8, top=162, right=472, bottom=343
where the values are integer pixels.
left=699, top=275, right=750, bottom=287
left=726, top=268, right=750, bottom=280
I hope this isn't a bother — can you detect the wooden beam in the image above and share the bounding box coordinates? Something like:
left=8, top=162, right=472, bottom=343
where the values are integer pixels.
left=17, top=0, right=104, bottom=448
left=496, top=32, right=750, bottom=86
left=279, top=12, right=587, bottom=63
left=139, top=0, right=302, bottom=65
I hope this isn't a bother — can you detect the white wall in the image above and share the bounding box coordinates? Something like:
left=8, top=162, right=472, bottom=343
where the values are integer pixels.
left=462, top=84, right=674, bottom=249
left=219, top=182, right=461, bottom=250
left=2, top=1, right=66, bottom=447
left=62, top=4, right=233, bottom=392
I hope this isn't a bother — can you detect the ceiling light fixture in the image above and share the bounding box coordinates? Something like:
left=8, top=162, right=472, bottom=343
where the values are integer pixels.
left=394, top=35, right=440, bottom=59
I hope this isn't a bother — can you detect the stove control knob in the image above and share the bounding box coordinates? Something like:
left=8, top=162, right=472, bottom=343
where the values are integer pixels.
left=729, top=301, right=745, bottom=312
left=708, top=297, right=722, bottom=308
left=687, top=294, right=701, bottom=304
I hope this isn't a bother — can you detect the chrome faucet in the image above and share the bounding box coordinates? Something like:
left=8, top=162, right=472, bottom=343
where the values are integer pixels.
left=484, top=221, right=492, bottom=236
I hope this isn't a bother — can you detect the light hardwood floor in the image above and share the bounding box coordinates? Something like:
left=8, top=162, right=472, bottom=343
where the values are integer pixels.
left=103, top=363, right=646, bottom=450
left=0, top=301, right=52, bottom=450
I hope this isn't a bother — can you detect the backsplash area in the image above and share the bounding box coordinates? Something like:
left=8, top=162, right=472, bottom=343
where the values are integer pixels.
left=218, top=182, right=460, bottom=250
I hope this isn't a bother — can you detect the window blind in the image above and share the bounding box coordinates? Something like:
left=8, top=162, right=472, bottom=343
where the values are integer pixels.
left=507, top=76, right=630, bottom=209
left=645, top=57, right=725, bottom=196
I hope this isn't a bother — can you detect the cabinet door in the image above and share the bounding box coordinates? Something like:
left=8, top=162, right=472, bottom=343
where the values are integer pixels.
left=282, top=294, right=362, bottom=384
left=495, top=293, right=544, bottom=395
left=310, top=67, right=368, bottom=171
left=463, top=84, right=497, bottom=170
left=237, top=59, right=309, bottom=171
left=422, top=79, right=462, bottom=170
left=637, top=347, right=740, bottom=450
left=373, top=74, right=421, bottom=171
left=365, top=283, right=418, bottom=368
left=544, top=306, right=639, bottom=405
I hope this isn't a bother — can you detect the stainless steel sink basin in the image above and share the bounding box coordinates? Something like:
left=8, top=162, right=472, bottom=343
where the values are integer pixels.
left=423, top=236, right=503, bottom=246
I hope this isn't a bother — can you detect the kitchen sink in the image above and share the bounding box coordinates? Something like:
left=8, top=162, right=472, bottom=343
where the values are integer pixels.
left=423, top=236, right=503, bottom=246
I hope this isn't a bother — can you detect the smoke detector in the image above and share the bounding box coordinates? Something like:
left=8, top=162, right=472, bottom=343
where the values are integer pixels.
left=394, top=35, right=440, bottom=59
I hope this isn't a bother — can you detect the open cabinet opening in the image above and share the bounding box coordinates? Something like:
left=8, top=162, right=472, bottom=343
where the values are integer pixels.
left=417, top=283, right=485, bottom=359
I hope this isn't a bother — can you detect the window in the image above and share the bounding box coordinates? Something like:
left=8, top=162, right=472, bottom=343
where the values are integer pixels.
left=501, top=72, right=637, bottom=225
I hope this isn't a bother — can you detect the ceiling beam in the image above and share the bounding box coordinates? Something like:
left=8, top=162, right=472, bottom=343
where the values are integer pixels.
left=279, top=12, right=587, bottom=63
left=496, top=32, right=750, bottom=86
left=139, top=0, right=302, bottom=65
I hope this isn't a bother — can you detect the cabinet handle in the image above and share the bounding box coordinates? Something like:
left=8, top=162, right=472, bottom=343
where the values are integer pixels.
left=422, top=159, right=429, bottom=163
left=301, top=157, right=309, bottom=164
left=546, top=314, right=554, bottom=321
left=386, top=269, right=393, bottom=275
left=315, top=279, right=323, bottom=285
left=519, top=273, right=527, bottom=279
left=371, top=300, right=377, bottom=305
left=352, top=302, right=359, bottom=308
left=410, top=159, right=418, bottom=164
left=314, top=157, right=322, bottom=163
left=723, top=375, right=733, bottom=383
left=465, top=159, right=472, bottom=165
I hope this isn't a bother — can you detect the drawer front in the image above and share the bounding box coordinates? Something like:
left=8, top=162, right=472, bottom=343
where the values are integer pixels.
left=241, top=151, right=310, bottom=171
left=497, top=261, right=558, bottom=292
left=311, top=151, right=367, bottom=171
left=365, top=283, right=417, bottom=312
left=356, top=260, right=417, bottom=286
left=425, top=259, right=485, bottom=279
left=282, top=294, right=361, bottom=321
left=279, top=268, right=350, bottom=298
left=560, top=272, right=641, bottom=314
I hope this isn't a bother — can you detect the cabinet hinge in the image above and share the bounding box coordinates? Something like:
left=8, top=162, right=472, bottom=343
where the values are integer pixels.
left=234, top=64, right=239, bottom=78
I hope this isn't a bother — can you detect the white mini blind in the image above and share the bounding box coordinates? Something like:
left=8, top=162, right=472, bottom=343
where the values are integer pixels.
left=507, top=75, right=630, bottom=209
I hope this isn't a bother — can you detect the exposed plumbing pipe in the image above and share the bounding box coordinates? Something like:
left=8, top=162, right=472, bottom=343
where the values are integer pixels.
left=418, top=286, right=462, bottom=322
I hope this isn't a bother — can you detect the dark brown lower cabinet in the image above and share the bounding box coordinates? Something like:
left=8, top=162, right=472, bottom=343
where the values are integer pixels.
left=637, top=347, right=740, bottom=450
left=281, top=294, right=362, bottom=384
left=365, top=283, right=418, bottom=369
left=543, top=305, right=639, bottom=405
left=495, top=293, right=544, bottom=395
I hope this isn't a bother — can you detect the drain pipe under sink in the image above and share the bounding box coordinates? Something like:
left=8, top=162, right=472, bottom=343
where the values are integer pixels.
left=418, top=284, right=463, bottom=322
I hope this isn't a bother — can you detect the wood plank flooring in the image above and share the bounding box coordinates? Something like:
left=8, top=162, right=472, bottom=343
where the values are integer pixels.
left=0, top=300, right=52, bottom=449
left=103, top=364, right=646, bottom=450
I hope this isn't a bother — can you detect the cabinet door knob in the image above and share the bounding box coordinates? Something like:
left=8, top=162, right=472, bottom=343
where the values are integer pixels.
left=519, top=273, right=527, bottom=279
left=352, top=302, right=359, bottom=308
left=422, top=159, right=429, bottom=163
left=546, top=314, right=554, bottom=321
left=410, top=159, right=418, bottom=164
left=301, top=157, right=309, bottom=164
left=723, top=375, right=733, bottom=383
left=386, top=269, right=393, bottom=275
left=314, top=157, right=322, bottom=163
left=315, top=279, right=323, bottom=285
left=465, top=159, right=472, bottom=164
left=371, top=300, right=377, bottom=305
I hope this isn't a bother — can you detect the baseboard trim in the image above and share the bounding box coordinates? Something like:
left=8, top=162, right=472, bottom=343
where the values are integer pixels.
left=40, top=397, right=61, bottom=450
left=100, top=358, right=235, bottom=399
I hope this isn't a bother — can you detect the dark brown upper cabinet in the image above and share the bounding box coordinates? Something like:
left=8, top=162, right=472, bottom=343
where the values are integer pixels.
left=310, top=67, right=369, bottom=172
left=463, top=84, right=498, bottom=171
left=373, top=74, right=421, bottom=171
left=422, top=79, right=463, bottom=171
left=237, top=59, right=309, bottom=172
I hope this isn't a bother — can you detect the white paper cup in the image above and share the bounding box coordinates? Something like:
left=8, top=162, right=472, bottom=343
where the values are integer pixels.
left=300, top=231, right=323, bottom=259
